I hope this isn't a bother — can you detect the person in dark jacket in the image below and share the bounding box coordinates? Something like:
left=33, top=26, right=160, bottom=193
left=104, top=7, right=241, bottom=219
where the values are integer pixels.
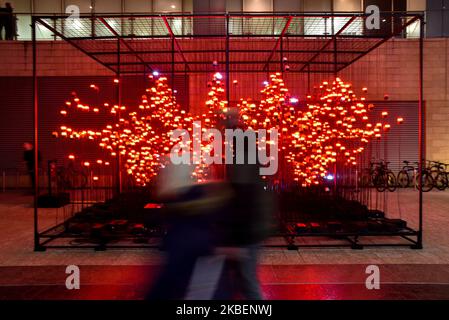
left=213, top=140, right=276, bottom=300
left=1, top=3, right=13, bottom=40
left=23, top=142, right=41, bottom=190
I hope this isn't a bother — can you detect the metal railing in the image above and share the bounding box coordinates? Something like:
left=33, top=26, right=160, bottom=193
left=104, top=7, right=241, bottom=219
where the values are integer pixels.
left=0, top=11, right=427, bottom=41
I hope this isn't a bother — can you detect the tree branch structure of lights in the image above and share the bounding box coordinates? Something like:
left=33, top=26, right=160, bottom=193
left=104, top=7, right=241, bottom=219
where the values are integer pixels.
left=54, top=72, right=402, bottom=187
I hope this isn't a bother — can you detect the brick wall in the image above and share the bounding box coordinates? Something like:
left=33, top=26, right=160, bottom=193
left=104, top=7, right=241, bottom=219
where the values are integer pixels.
left=340, top=38, right=449, bottom=163
left=0, top=38, right=448, bottom=163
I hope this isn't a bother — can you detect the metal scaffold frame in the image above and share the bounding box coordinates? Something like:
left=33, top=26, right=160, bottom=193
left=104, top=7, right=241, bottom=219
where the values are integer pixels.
left=31, top=12, right=425, bottom=251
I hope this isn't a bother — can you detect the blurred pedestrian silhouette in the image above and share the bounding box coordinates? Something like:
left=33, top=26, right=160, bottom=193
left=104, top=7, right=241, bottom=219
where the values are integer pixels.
left=146, top=162, right=231, bottom=300
left=186, top=109, right=276, bottom=300
left=213, top=149, right=275, bottom=300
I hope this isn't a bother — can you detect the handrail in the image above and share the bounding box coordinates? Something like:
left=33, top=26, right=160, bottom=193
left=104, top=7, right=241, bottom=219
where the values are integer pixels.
left=6, top=11, right=424, bottom=15
left=29, top=11, right=424, bottom=19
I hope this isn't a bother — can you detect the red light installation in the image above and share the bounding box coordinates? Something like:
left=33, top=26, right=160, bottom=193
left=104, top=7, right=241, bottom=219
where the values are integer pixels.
left=238, top=74, right=396, bottom=186
left=56, top=73, right=398, bottom=188
left=57, top=76, right=191, bottom=186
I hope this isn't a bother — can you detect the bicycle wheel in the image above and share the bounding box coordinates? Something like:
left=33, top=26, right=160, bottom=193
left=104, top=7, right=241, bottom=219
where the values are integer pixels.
left=386, top=172, right=397, bottom=192
left=397, top=170, right=410, bottom=188
left=430, top=169, right=440, bottom=181
left=416, top=172, right=434, bottom=192
left=434, top=172, right=448, bottom=191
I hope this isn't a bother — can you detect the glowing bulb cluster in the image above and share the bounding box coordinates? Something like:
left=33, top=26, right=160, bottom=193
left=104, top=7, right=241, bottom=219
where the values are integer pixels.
left=55, top=72, right=400, bottom=188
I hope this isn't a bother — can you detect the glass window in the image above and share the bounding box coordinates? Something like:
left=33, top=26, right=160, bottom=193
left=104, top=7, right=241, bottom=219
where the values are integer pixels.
left=210, top=0, right=225, bottom=13
left=273, top=0, right=301, bottom=12
left=36, top=19, right=55, bottom=39
left=406, top=0, right=424, bottom=39
left=124, top=0, right=151, bottom=12
left=34, top=0, right=62, bottom=13
left=407, top=0, right=425, bottom=12
left=16, top=14, right=31, bottom=40
left=243, top=0, right=273, bottom=35
left=153, top=0, right=182, bottom=13
left=228, top=0, right=243, bottom=35
left=243, top=0, right=273, bottom=12
left=333, top=0, right=361, bottom=12
left=303, top=0, right=331, bottom=36
left=333, top=0, right=362, bottom=36
left=303, top=0, right=330, bottom=11
left=63, top=0, right=93, bottom=14
left=7, top=1, right=31, bottom=39
left=406, top=19, right=421, bottom=38
left=61, top=0, right=92, bottom=38
left=183, top=0, right=193, bottom=13
left=95, top=0, right=122, bottom=13
left=151, top=1, right=181, bottom=37
left=181, top=0, right=193, bottom=35
left=123, top=0, right=152, bottom=37
left=9, top=0, right=31, bottom=13
left=226, top=0, right=242, bottom=12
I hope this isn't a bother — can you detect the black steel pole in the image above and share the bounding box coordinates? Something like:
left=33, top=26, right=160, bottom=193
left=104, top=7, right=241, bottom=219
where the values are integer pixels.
left=32, top=17, right=42, bottom=251
left=90, top=1, right=95, bottom=38
left=116, top=37, right=122, bottom=194
left=417, top=16, right=425, bottom=249
left=226, top=14, right=230, bottom=104
left=171, top=36, right=175, bottom=89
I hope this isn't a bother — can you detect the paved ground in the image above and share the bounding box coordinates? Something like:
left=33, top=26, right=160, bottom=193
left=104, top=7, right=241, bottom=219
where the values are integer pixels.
left=0, top=190, right=448, bottom=299
left=1, top=190, right=449, bottom=266
left=0, top=264, right=448, bottom=300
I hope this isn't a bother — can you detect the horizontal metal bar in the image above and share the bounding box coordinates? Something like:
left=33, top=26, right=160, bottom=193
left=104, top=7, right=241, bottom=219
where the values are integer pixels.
left=105, top=61, right=347, bottom=66
left=32, top=12, right=423, bottom=20
left=58, top=34, right=392, bottom=40
left=118, top=70, right=348, bottom=74
left=90, top=49, right=367, bottom=55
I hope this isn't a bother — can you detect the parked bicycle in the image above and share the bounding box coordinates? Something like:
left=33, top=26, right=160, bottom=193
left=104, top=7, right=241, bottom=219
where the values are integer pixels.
left=372, top=160, right=397, bottom=192
left=396, top=160, right=443, bottom=192
left=428, top=161, right=448, bottom=191
left=361, top=160, right=396, bottom=192
left=396, top=160, right=418, bottom=188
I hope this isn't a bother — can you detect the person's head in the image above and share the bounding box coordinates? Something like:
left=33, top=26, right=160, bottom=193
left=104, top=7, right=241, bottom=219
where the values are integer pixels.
left=5, top=3, right=12, bottom=9
left=23, top=142, right=33, bottom=150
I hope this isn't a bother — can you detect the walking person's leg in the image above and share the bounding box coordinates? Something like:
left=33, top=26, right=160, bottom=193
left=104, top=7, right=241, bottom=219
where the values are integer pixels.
left=236, top=244, right=263, bottom=300
left=185, top=254, right=226, bottom=300
left=212, top=257, right=235, bottom=300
